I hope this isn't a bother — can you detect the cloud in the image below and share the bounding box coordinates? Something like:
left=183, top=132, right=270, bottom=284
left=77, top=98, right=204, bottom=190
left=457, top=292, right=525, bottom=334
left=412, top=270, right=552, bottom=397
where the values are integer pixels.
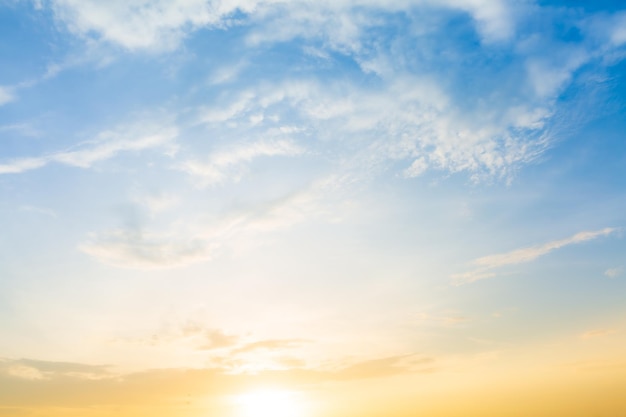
left=0, top=358, right=110, bottom=381
left=47, top=0, right=249, bottom=52
left=580, top=329, right=618, bottom=339
left=453, top=228, right=619, bottom=284
left=0, top=122, right=41, bottom=137
left=209, top=61, right=249, bottom=85
left=131, top=192, right=180, bottom=215
left=440, top=0, right=516, bottom=43
left=79, top=229, right=213, bottom=269
left=80, top=170, right=357, bottom=269
left=609, top=12, right=626, bottom=46
left=0, top=86, right=14, bottom=106
left=0, top=158, right=48, bottom=175
left=43, top=0, right=520, bottom=52
left=19, top=205, right=57, bottom=217
left=179, top=139, right=304, bottom=187
left=112, top=321, right=239, bottom=350
left=0, top=121, right=178, bottom=175
left=604, top=267, right=623, bottom=278
left=190, top=76, right=552, bottom=182
left=0, top=353, right=434, bottom=411
left=32, top=2, right=626, bottom=186
left=473, top=228, right=617, bottom=269
left=330, top=354, right=435, bottom=380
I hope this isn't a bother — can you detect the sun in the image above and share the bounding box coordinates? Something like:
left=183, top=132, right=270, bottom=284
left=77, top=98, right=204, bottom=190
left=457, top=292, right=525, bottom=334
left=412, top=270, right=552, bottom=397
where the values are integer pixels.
left=234, top=388, right=308, bottom=417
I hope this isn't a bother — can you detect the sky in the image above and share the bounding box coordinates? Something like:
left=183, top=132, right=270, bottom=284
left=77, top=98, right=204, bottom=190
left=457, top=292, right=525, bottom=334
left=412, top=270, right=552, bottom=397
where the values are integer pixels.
left=1, top=0, right=626, bottom=416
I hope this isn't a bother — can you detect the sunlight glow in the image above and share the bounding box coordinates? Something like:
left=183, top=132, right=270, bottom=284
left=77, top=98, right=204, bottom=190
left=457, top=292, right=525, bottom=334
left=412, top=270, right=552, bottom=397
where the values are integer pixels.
left=234, top=388, right=308, bottom=417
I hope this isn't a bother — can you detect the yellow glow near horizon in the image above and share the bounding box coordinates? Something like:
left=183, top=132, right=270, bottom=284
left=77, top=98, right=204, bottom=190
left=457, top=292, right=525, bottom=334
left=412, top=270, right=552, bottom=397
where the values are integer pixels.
left=234, top=388, right=308, bottom=417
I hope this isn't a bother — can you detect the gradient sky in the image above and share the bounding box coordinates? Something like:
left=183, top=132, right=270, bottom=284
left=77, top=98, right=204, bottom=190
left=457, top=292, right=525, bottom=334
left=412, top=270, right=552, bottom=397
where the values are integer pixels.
left=1, top=1, right=626, bottom=416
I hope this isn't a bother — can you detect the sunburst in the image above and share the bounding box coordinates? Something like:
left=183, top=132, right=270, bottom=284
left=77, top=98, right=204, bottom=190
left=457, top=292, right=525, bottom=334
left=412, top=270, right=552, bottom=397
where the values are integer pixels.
left=234, top=388, right=308, bottom=417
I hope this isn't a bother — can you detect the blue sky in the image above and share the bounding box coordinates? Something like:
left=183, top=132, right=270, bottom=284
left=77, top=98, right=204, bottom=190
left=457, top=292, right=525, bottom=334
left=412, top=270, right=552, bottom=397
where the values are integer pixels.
left=1, top=1, right=626, bottom=416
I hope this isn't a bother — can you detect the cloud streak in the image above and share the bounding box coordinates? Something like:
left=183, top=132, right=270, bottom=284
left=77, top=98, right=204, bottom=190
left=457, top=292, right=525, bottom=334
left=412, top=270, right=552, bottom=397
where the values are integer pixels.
left=453, top=228, right=619, bottom=284
left=0, top=122, right=178, bottom=175
left=179, top=139, right=304, bottom=187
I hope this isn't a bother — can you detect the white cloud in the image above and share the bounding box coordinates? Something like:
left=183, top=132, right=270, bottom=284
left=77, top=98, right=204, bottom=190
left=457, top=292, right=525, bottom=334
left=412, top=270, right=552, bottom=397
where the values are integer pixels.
left=179, top=139, right=304, bottom=187
left=48, top=0, right=251, bottom=51
left=44, top=0, right=520, bottom=52
left=0, top=122, right=41, bottom=137
left=0, top=86, right=14, bottom=105
left=525, top=48, right=590, bottom=99
left=35, top=2, right=622, bottom=188
left=196, top=77, right=551, bottom=181
left=441, top=0, right=515, bottom=43
left=403, top=157, right=428, bottom=178
left=209, top=61, right=249, bottom=85
left=0, top=157, right=48, bottom=174
left=610, top=12, right=626, bottom=46
left=474, top=228, right=617, bottom=269
left=453, top=228, right=619, bottom=284
left=131, top=192, right=180, bottom=215
left=0, top=121, right=178, bottom=174
left=604, top=267, right=623, bottom=278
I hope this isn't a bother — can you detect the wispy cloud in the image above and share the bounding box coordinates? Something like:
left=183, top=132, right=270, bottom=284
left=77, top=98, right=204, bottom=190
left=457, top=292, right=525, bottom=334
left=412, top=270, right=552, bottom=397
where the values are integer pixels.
left=0, top=121, right=178, bottom=175
left=233, top=339, right=307, bottom=354
left=179, top=139, right=304, bottom=187
left=111, top=321, right=239, bottom=351
left=0, top=358, right=110, bottom=381
left=190, top=77, right=551, bottom=182
left=453, top=228, right=619, bottom=285
left=19, top=205, right=57, bottom=217
left=131, top=192, right=180, bottom=215
left=0, top=122, right=41, bottom=137
left=80, top=173, right=353, bottom=269
left=604, top=267, right=623, bottom=278
left=580, top=329, right=618, bottom=339
left=79, top=229, right=213, bottom=270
